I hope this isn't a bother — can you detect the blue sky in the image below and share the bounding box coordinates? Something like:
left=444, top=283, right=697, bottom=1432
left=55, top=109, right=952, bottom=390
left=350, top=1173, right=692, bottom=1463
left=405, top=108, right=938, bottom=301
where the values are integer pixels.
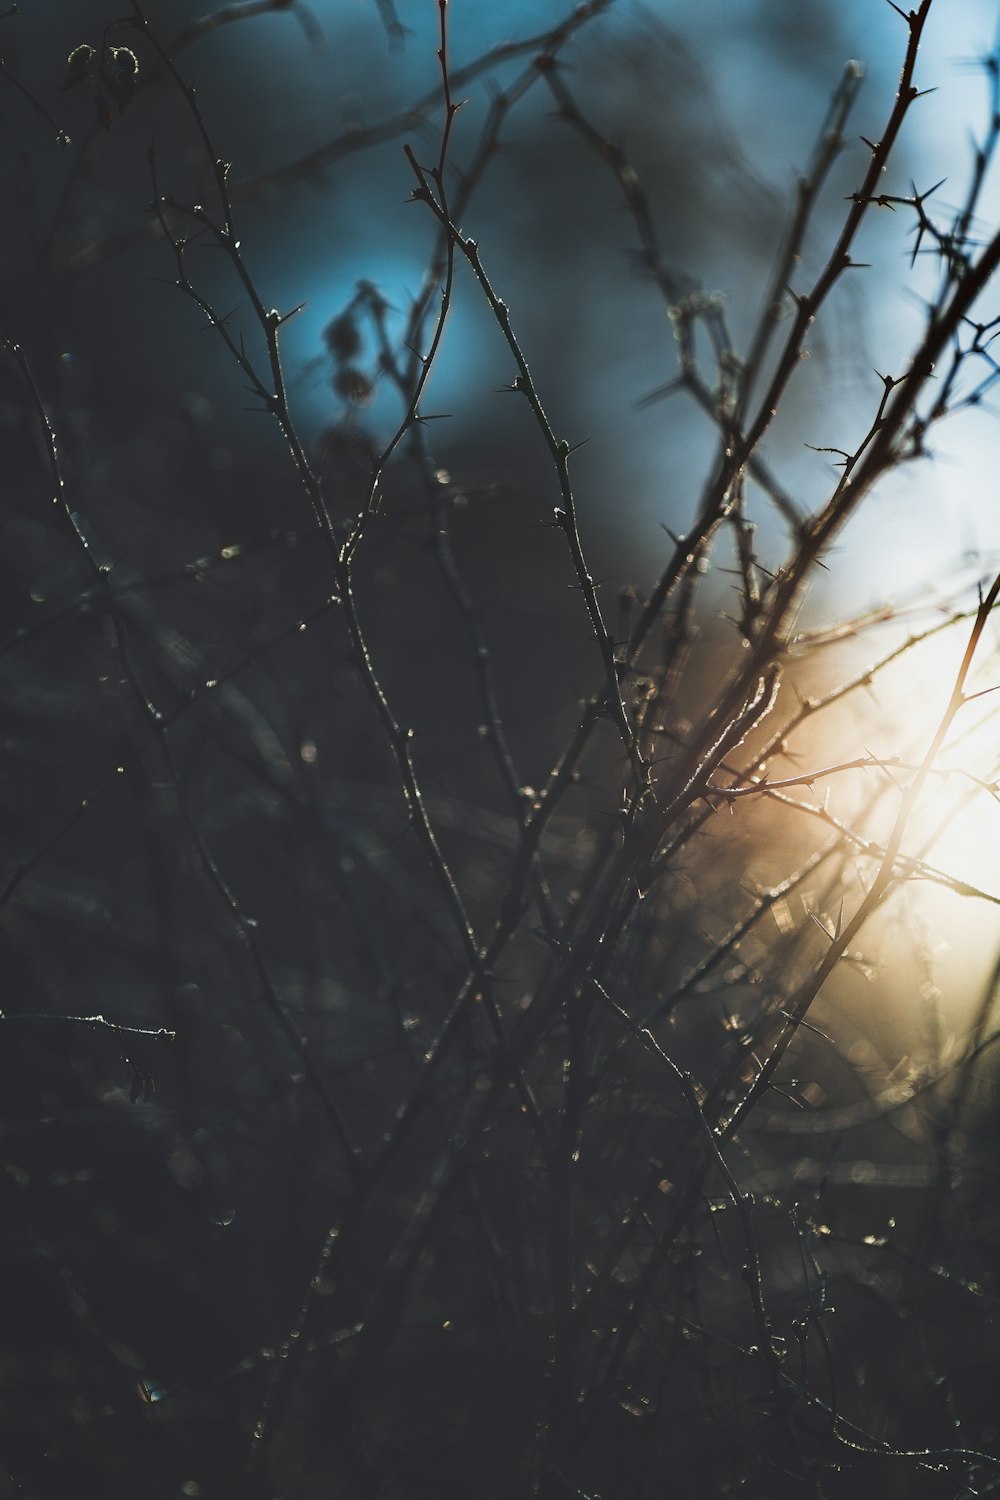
left=36, top=0, right=1000, bottom=605
left=231, top=0, right=1000, bottom=603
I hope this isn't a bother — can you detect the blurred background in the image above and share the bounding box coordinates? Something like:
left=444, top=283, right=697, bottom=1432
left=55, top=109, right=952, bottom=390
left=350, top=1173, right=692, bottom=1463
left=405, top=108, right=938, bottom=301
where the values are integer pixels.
left=4, top=0, right=996, bottom=1021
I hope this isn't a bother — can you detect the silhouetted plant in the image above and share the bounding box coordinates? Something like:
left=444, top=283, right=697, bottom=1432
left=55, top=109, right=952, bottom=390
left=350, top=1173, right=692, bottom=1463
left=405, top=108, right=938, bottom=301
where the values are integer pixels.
left=2, top=2, right=1000, bottom=1497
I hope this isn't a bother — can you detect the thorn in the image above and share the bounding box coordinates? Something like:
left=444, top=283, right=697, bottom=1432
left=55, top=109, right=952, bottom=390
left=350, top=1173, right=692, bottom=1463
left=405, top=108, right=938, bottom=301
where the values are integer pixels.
left=964, top=682, right=1000, bottom=703
left=276, top=303, right=306, bottom=326
left=636, top=377, right=684, bottom=408
left=810, top=912, right=836, bottom=943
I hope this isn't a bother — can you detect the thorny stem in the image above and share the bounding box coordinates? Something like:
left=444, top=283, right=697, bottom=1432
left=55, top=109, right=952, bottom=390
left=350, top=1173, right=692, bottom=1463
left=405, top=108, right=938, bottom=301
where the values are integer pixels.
left=719, top=570, right=1000, bottom=1141
left=9, top=1, right=1000, bottom=1495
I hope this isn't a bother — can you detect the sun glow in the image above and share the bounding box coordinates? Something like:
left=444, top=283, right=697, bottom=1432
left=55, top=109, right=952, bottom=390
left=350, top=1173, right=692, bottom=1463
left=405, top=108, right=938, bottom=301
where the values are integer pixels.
left=788, top=592, right=1000, bottom=1030
left=667, top=582, right=1000, bottom=1060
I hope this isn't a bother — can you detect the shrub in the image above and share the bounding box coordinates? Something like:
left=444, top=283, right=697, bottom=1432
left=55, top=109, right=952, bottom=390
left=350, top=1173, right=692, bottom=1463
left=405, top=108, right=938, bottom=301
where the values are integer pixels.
left=2, top=2, right=1000, bottom=1497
